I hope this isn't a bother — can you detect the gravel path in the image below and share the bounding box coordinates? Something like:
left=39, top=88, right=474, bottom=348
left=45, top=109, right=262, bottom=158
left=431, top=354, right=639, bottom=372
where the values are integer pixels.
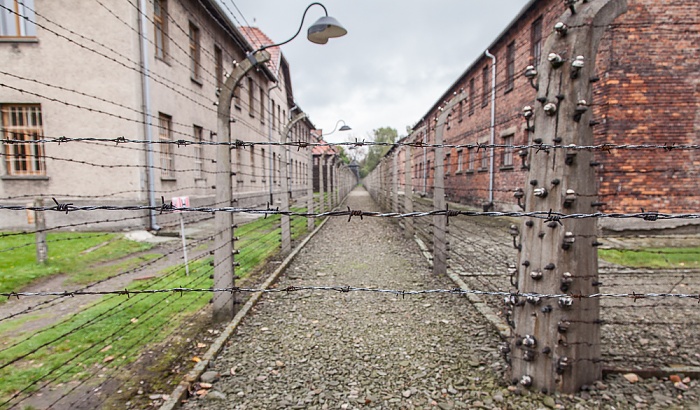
left=182, top=187, right=699, bottom=410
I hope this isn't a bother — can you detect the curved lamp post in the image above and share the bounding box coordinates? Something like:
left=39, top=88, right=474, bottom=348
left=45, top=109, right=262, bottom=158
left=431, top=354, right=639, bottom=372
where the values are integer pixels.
left=214, top=3, right=347, bottom=323
left=323, top=120, right=352, bottom=136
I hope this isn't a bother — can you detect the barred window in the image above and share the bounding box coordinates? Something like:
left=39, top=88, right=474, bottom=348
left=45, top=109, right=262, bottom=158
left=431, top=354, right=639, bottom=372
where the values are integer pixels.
left=505, top=41, right=516, bottom=93
left=531, top=16, right=543, bottom=67
left=159, top=113, right=174, bottom=178
left=2, top=104, right=45, bottom=175
left=0, top=0, right=36, bottom=38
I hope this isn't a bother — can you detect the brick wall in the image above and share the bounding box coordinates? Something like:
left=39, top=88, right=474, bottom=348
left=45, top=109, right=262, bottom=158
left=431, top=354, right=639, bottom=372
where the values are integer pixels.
left=404, top=0, right=699, bottom=215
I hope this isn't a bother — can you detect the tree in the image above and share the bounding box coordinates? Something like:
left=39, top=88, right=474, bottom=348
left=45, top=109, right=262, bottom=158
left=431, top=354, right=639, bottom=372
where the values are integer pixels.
left=360, top=127, right=397, bottom=178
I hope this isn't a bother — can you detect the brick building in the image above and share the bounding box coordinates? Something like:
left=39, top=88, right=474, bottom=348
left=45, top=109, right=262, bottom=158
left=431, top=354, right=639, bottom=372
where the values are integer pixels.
left=401, top=0, right=698, bottom=230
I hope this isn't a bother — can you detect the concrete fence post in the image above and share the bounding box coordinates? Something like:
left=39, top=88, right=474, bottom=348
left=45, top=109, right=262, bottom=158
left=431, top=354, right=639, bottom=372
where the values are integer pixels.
left=511, top=0, right=627, bottom=393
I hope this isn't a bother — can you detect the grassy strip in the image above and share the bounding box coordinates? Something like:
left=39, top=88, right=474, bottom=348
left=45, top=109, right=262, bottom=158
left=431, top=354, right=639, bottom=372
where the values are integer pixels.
left=1, top=206, right=319, bottom=404
left=598, top=247, right=700, bottom=268
left=0, top=259, right=213, bottom=403
left=0, top=232, right=154, bottom=294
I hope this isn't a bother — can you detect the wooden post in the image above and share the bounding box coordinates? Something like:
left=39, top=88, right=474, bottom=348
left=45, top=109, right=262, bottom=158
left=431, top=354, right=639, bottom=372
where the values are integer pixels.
left=433, top=93, right=466, bottom=275
left=511, top=0, right=627, bottom=393
left=34, top=198, right=47, bottom=264
left=280, top=113, right=307, bottom=254
left=214, top=51, right=270, bottom=323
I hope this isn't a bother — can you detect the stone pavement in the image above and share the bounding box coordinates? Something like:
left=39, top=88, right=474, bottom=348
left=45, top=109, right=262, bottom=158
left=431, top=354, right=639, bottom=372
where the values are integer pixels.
left=180, top=187, right=699, bottom=410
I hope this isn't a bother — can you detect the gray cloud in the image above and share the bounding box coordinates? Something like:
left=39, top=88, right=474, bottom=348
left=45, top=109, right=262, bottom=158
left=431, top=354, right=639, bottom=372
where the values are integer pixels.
left=225, top=0, right=530, bottom=142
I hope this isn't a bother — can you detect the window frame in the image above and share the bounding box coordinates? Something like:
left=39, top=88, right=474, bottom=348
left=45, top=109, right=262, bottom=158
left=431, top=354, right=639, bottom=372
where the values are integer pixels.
left=193, top=125, right=204, bottom=179
left=531, top=16, right=543, bottom=67
left=158, top=113, right=175, bottom=179
left=481, top=65, right=490, bottom=108
left=468, top=78, right=475, bottom=116
left=1, top=104, right=45, bottom=176
left=0, top=0, right=37, bottom=39
left=505, top=40, right=516, bottom=93
left=153, top=0, right=168, bottom=60
left=188, top=22, right=201, bottom=82
left=248, top=78, right=255, bottom=118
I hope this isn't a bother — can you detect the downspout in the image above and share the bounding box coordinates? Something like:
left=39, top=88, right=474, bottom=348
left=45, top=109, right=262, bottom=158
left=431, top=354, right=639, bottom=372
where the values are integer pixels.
left=268, top=83, right=280, bottom=206
left=485, top=49, right=496, bottom=210
left=137, top=0, right=159, bottom=231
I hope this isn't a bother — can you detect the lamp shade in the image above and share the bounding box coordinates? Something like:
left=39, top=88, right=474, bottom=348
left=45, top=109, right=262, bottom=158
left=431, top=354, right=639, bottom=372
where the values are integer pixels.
left=339, top=125, right=351, bottom=131
left=307, top=16, right=347, bottom=44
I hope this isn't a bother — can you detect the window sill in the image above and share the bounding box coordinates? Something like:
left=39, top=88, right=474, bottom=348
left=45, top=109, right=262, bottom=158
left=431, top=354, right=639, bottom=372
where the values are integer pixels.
left=191, top=76, right=203, bottom=86
left=504, top=85, right=514, bottom=94
left=155, top=56, right=171, bottom=66
left=234, top=104, right=242, bottom=111
left=455, top=170, right=463, bottom=175
left=500, top=165, right=514, bottom=171
left=1, top=175, right=49, bottom=180
left=465, top=170, right=474, bottom=175
left=478, top=168, right=488, bottom=173
left=160, top=176, right=177, bottom=181
left=0, top=37, right=39, bottom=44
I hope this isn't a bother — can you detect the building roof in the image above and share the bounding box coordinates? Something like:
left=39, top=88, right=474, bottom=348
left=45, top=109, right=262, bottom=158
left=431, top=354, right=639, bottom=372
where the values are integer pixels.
left=311, top=130, right=338, bottom=156
left=238, top=26, right=282, bottom=79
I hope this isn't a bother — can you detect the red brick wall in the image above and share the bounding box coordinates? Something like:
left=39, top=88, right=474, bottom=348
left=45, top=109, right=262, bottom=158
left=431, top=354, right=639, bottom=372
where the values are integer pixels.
left=403, top=0, right=699, bottom=214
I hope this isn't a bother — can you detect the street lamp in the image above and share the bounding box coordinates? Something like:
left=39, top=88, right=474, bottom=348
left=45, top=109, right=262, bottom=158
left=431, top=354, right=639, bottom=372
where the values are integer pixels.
left=323, top=120, right=352, bottom=136
left=213, top=3, right=347, bottom=323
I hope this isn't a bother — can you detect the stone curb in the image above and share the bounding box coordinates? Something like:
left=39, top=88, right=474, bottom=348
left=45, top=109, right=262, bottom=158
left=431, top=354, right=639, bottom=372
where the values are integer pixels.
left=159, top=216, right=332, bottom=410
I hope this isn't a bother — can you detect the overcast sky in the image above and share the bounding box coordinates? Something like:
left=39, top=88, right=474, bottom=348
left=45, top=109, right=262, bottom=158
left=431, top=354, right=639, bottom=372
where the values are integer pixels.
left=223, top=0, right=531, bottom=143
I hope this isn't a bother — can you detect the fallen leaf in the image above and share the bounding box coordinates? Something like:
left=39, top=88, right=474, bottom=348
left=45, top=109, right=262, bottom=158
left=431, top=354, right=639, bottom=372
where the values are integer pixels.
left=670, top=375, right=681, bottom=383
left=623, top=373, right=639, bottom=384
left=197, top=343, right=207, bottom=349
left=191, top=356, right=201, bottom=363
left=674, top=381, right=689, bottom=391
left=130, top=318, right=138, bottom=324
left=196, top=389, right=208, bottom=396
left=103, top=356, right=114, bottom=363
left=99, top=345, right=112, bottom=353
left=199, top=382, right=213, bottom=389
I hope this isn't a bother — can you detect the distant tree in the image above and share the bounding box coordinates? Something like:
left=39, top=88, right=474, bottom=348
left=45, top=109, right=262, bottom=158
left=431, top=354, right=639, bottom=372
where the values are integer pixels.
left=360, top=127, right=397, bottom=178
left=336, top=146, right=350, bottom=165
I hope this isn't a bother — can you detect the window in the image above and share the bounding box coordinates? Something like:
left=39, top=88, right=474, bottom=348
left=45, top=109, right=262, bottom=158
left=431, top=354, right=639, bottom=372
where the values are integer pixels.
left=249, top=146, right=256, bottom=180
left=189, top=23, right=200, bottom=81
left=154, top=0, right=168, bottom=59
left=159, top=113, right=174, bottom=178
left=2, top=104, right=44, bottom=176
left=531, top=16, right=543, bottom=67
left=502, top=135, right=514, bottom=168
left=261, top=148, right=265, bottom=182
left=445, top=153, right=451, bottom=175
left=505, top=41, right=515, bottom=93
left=214, top=46, right=223, bottom=87
left=467, top=148, right=475, bottom=171
left=271, top=99, right=276, bottom=130
left=457, top=150, right=463, bottom=172
left=233, top=83, right=241, bottom=109
left=0, top=0, right=36, bottom=38
left=193, top=125, right=203, bottom=178
left=259, top=86, right=265, bottom=124
left=248, top=78, right=255, bottom=117
left=482, top=65, right=490, bottom=107
left=480, top=145, right=488, bottom=170
left=458, top=101, right=464, bottom=122
left=468, top=78, right=475, bottom=115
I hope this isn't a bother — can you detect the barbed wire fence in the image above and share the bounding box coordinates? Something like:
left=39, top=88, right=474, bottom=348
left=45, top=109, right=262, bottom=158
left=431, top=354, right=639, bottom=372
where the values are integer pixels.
left=1, top=0, right=699, bottom=406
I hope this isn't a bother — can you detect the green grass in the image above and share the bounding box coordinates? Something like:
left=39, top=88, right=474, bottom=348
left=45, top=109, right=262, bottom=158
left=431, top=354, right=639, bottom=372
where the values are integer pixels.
left=0, top=209, right=321, bottom=404
left=598, top=247, right=700, bottom=268
left=0, top=259, right=212, bottom=403
left=0, top=232, right=154, bottom=294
